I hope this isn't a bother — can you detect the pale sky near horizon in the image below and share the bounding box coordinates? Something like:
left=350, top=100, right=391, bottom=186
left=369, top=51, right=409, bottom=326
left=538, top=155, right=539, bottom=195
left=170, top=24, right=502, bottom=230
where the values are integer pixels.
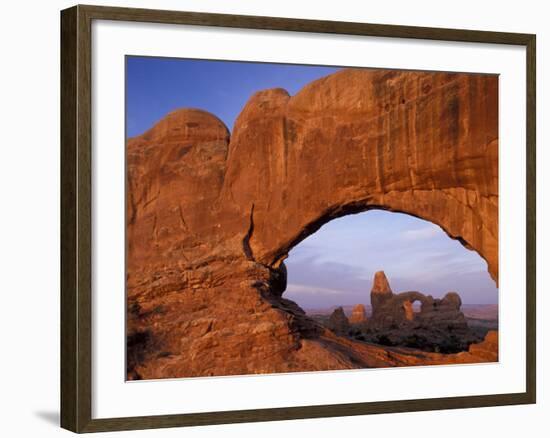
left=126, top=57, right=498, bottom=308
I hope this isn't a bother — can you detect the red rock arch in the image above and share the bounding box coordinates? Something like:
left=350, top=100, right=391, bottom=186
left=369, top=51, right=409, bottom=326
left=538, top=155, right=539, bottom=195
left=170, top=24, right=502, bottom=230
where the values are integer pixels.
left=126, top=68, right=498, bottom=379
left=221, top=69, right=498, bottom=281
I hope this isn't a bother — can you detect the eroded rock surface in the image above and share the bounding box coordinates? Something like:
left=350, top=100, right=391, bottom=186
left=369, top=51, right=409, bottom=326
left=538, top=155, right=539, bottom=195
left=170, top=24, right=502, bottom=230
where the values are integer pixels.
left=126, top=69, right=498, bottom=379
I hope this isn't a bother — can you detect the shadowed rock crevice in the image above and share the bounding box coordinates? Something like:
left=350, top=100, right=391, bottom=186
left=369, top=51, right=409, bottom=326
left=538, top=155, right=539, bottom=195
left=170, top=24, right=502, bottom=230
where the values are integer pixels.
left=242, top=204, right=256, bottom=261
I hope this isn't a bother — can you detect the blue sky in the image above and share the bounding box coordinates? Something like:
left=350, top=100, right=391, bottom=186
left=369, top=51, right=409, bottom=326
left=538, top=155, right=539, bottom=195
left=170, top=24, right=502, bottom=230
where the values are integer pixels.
left=126, top=57, right=498, bottom=308
left=126, top=56, right=340, bottom=136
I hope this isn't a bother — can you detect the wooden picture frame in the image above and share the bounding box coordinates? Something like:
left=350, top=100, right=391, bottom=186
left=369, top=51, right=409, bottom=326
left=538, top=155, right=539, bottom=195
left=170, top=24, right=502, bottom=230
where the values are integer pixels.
left=61, top=4, right=536, bottom=433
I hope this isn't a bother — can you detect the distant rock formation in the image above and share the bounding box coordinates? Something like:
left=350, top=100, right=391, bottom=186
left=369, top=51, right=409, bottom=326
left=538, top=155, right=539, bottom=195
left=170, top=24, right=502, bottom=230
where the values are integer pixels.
left=371, top=271, right=393, bottom=316
left=360, top=271, right=479, bottom=352
left=327, top=307, right=350, bottom=335
left=349, top=304, right=368, bottom=324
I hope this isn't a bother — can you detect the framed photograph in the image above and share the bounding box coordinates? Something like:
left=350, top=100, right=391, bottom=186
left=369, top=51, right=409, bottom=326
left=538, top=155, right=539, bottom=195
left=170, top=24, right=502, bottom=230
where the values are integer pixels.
left=60, top=4, right=536, bottom=433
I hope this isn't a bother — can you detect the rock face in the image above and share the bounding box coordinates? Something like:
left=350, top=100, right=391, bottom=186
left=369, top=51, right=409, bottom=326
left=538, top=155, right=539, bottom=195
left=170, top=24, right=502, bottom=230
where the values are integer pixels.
left=467, top=330, right=499, bottom=361
left=126, top=69, right=498, bottom=379
left=327, top=307, right=351, bottom=335
left=371, top=271, right=393, bottom=315
left=362, top=272, right=478, bottom=352
left=223, top=70, right=499, bottom=282
left=349, top=304, right=368, bottom=324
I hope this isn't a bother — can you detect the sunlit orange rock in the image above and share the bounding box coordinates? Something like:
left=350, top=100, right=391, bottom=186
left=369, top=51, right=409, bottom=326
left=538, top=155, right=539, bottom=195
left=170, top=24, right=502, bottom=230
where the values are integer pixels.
left=349, top=304, right=368, bottom=324
left=371, top=271, right=393, bottom=314
left=126, top=69, right=498, bottom=379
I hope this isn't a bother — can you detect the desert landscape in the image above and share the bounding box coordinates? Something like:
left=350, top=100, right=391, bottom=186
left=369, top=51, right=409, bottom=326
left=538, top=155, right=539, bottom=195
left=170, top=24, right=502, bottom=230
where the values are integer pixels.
left=126, top=65, right=498, bottom=380
left=309, top=271, right=497, bottom=354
